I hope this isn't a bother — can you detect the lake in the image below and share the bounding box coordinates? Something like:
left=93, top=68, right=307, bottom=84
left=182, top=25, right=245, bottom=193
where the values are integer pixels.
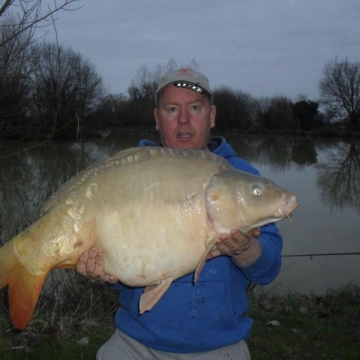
left=1, top=131, right=359, bottom=295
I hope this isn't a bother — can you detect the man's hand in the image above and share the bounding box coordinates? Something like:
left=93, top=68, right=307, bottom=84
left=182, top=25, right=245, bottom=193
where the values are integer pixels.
left=76, top=246, right=118, bottom=284
left=207, top=228, right=262, bottom=266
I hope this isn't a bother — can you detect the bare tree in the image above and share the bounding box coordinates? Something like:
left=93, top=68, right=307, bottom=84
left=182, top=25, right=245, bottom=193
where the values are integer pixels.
left=213, top=86, right=257, bottom=130
left=90, top=93, right=128, bottom=129
left=0, top=0, right=79, bottom=48
left=0, top=1, right=80, bottom=139
left=28, top=42, right=104, bottom=137
left=0, top=15, right=32, bottom=136
left=319, top=58, right=360, bottom=130
left=255, top=96, right=294, bottom=131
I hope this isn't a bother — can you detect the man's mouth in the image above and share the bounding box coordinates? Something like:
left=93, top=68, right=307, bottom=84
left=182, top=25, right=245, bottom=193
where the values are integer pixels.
left=177, top=132, right=193, bottom=138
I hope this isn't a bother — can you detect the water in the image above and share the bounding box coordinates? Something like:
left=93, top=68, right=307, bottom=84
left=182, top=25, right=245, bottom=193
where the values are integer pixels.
left=1, top=131, right=359, bottom=295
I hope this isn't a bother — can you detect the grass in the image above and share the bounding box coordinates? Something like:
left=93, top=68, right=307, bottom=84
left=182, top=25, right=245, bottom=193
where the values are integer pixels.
left=247, top=284, right=360, bottom=359
left=0, top=272, right=118, bottom=360
left=1, top=281, right=359, bottom=359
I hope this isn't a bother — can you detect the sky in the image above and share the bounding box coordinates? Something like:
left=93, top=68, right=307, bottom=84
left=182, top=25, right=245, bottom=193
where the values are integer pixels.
left=42, top=0, right=360, bottom=101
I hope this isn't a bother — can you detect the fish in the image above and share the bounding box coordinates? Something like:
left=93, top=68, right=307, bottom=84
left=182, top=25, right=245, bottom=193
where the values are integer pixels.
left=0, top=146, right=298, bottom=329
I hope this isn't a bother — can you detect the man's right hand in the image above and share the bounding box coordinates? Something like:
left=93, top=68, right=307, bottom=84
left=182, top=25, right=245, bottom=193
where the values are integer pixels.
left=76, top=246, right=118, bottom=284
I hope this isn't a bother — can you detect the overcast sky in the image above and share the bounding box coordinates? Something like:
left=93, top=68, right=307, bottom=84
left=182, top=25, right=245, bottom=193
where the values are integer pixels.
left=44, top=0, right=360, bottom=101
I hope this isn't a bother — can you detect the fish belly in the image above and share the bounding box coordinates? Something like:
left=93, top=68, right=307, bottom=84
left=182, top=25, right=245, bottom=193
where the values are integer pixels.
left=97, top=204, right=212, bottom=286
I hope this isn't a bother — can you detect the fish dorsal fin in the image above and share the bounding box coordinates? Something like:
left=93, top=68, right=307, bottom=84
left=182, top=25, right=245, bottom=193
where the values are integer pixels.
left=194, top=235, right=219, bottom=283
left=140, top=278, right=173, bottom=314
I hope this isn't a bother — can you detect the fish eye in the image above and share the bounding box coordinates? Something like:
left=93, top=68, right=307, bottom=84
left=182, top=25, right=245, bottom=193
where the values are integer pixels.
left=252, top=185, right=262, bottom=196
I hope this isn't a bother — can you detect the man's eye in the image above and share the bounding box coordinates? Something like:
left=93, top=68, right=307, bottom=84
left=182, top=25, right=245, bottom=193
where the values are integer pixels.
left=190, top=105, right=200, bottom=111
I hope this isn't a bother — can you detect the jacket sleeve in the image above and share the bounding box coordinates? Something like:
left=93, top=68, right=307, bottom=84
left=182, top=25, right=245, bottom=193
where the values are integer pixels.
left=238, top=222, right=283, bottom=285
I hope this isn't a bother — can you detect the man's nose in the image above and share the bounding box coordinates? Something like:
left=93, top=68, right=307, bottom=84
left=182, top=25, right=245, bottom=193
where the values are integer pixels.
left=178, top=108, right=190, bottom=124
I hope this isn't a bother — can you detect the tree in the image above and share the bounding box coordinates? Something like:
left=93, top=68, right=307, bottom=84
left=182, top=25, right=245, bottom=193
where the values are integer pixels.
left=28, top=42, right=104, bottom=137
left=0, top=1, right=79, bottom=139
left=0, top=0, right=78, bottom=48
left=255, top=96, right=294, bottom=131
left=0, top=16, right=31, bottom=137
left=213, top=87, right=256, bottom=130
left=90, top=93, right=128, bottom=129
left=319, top=58, right=360, bottom=130
left=293, top=99, right=320, bottom=131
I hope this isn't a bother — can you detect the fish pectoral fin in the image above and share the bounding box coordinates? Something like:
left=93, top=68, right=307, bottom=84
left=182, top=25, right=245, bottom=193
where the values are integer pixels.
left=0, top=242, right=47, bottom=330
left=194, top=236, right=219, bottom=283
left=139, top=278, right=173, bottom=314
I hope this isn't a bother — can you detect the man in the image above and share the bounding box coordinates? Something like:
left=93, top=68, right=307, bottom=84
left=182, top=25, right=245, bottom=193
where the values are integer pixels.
left=76, top=69, right=282, bottom=359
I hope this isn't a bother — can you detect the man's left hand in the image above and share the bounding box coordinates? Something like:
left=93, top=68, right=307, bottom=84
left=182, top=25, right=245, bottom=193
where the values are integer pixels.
left=207, top=228, right=262, bottom=266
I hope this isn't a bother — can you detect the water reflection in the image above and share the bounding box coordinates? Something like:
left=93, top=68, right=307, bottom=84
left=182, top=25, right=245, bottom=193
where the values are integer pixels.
left=1, top=143, right=93, bottom=241
left=221, top=133, right=294, bottom=171
left=316, top=140, right=360, bottom=213
left=0, top=133, right=359, bottom=232
left=226, top=134, right=360, bottom=214
left=0, top=132, right=359, bottom=293
left=291, top=138, right=317, bottom=166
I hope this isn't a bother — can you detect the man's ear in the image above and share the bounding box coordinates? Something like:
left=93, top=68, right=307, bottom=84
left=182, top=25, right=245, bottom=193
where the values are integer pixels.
left=210, top=105, right=216, bottom=128
left=154, top=108, right=159, bottom=130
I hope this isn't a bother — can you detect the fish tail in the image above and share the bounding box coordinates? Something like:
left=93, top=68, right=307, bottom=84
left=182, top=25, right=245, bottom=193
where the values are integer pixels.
left=0, top=242, right=47, bottom=330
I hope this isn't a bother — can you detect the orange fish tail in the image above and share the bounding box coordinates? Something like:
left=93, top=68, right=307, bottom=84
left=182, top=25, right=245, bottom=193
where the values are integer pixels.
left=0, top=241, right=47, bottom=330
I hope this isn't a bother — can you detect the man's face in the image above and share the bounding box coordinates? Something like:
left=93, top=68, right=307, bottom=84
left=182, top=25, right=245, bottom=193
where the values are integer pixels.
left=154, top=85, right=216, bottom=150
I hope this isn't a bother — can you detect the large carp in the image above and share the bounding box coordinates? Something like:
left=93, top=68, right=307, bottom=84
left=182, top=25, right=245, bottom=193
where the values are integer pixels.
left=0, top=147, right=298, bottom=329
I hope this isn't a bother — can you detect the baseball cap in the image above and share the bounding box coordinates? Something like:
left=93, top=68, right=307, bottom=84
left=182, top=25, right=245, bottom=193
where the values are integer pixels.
left=155, top=68, right=212, bottom=105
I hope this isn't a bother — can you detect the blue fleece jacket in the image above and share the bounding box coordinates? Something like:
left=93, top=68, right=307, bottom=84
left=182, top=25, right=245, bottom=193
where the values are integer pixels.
left=112, top=136, right=282, bottom=353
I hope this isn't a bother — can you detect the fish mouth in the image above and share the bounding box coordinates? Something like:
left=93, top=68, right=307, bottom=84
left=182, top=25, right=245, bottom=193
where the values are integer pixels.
left=248, top=196, right=298, bottom=230
left=275, top=195, right=299, bottom=219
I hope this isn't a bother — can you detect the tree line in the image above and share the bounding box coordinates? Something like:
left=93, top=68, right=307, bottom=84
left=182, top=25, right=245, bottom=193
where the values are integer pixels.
left=1, top=1, right=360, bottom=140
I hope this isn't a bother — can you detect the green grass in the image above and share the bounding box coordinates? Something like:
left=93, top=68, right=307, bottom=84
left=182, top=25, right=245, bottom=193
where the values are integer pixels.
left=247, top=284, right=360, bottom=359
left=1, top=323, right=113, bottom=360
left=1, top=283, right=359, bottom=359
left=1, top=311, right=115, bottom=360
